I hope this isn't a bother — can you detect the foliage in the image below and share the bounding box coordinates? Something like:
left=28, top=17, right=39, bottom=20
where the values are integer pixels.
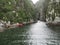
left=0, top=0, right=36, bottom=23
left=47, top=0, right=60, bottom=21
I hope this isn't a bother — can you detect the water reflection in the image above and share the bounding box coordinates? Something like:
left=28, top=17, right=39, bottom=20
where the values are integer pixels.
left=0, top=21, right=60, bottom=45
left=27, top=21, right=60, bottom=45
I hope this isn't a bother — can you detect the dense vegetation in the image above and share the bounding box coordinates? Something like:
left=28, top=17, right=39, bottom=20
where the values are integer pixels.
left=46, top=0, right=60, bottom=21
left=35, top=0, right=60, bottom=22
left=0, top=0, right=60, bottom=23
left=0, top=0, right=36, bottom=23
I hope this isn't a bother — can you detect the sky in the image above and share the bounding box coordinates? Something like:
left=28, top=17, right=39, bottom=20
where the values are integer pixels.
left=31, top=0, right=39, bottom=4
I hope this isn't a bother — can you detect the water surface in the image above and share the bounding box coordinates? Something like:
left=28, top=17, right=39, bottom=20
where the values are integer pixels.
left=0, top=21, right=60, bottom=45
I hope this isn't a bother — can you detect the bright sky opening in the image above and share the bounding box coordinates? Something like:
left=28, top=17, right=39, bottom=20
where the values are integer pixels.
left=31, top=0, right=39, bottom=4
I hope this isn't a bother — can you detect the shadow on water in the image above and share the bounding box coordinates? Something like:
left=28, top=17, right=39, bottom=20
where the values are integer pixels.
left=48, top=24, right=60, bottom=33
left=0, top=21, right=60, bottom=45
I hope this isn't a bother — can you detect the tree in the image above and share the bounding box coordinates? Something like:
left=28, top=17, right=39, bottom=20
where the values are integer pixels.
left=0, top=0, right=36, bottom=23
left=46, top=0, right=60, bottom=21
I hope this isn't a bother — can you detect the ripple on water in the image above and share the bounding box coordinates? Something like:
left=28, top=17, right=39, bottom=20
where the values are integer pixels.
left=0, top=21, right=60, bottom=45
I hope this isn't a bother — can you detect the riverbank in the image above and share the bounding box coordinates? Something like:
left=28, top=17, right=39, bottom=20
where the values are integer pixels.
left=8, top=21, right=36, bottom=28
left=46, top=17, right=60, bottom=26
left=46, top=21, right=60, bottom=26
left=0, top=21, right=36, bottom=32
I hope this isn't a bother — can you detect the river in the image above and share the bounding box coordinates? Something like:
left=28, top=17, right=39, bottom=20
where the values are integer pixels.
left=0, top=21, right=60, bottom=45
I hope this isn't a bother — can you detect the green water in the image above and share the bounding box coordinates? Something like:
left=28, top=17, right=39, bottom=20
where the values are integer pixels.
left=0, top=21, right=60, bottom=45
